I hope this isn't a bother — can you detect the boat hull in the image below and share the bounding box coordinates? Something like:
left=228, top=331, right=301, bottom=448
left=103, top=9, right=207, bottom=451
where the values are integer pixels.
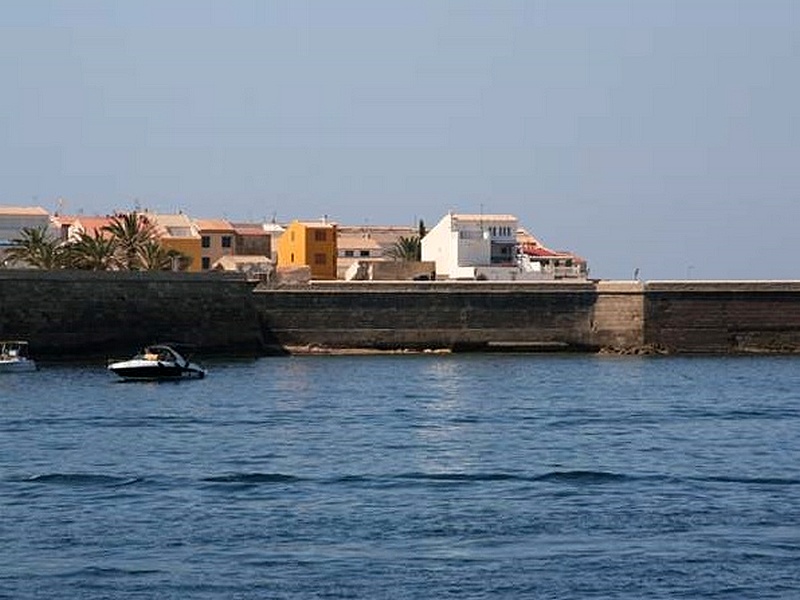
left=108, top=360, right=206, bottom=381
left=0, top=359, right=37, bottom=373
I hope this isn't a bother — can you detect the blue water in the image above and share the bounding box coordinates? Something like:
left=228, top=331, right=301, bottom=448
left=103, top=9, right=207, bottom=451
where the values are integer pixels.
left=2, top=354, right=799, bottom=599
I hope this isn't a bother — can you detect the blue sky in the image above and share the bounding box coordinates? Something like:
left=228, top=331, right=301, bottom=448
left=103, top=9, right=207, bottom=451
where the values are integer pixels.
left=2, top=0, right=798, bottom=279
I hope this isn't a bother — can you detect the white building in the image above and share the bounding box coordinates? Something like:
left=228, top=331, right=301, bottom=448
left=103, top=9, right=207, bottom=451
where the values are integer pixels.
left=421, top=212, right=588, bottom=281
left=421, top=212, right=519, bottom=279
left=0, top=206, right=52, bottom=248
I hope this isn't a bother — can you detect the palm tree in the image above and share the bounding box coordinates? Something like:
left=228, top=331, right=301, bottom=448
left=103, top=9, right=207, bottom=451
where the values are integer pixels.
left=65, top=230, right=119, bottom=270
left=385, top=235, right=421, bottom=262
left=139, top=240, right=191, bottom=271
left=102, top=212, right=159, bottom=270
left=5, top=225, right=65, bottom=269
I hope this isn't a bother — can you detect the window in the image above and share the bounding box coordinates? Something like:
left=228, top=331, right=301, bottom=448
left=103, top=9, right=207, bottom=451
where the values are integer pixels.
left=201, top=236, right=210, bottom=248
left=344, top=250, right=354, bottom=257
left=359, top=250, right=370, bottom=257
left=314, top=253, right=326, bottom=265
left=221, top=236, right=232, bottom=248
left=201, top=256, right=210, bottom=269
left=315, top=230, right=327, bottom=242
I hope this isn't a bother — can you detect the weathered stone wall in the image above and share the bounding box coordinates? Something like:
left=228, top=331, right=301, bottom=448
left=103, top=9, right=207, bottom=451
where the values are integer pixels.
left=4, top=271, right=800, bottom=357
left=0, top=270, right=264, bottom=358
left=644, top=281, right=800, bottom=353
left=253, top=281, right=602, bottom=351
left=591, top=281, right=645, bottom=349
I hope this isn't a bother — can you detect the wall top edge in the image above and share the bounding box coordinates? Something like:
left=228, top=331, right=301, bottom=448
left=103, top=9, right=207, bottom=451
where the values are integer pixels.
left=0, top=270, right=249, bottom=282
left=644, top=280, right=800, bottom=292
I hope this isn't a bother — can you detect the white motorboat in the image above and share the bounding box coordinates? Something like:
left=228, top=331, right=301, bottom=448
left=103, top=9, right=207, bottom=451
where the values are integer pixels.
left=108, top=344, right=206, bottom=381
left=0, top=341, right=37, bottom=372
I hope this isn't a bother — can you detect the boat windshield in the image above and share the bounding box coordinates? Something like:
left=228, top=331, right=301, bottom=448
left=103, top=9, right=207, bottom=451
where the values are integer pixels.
left=142, top=346, right=182, bottom=362
left=1, top=342, right=28, bottom=358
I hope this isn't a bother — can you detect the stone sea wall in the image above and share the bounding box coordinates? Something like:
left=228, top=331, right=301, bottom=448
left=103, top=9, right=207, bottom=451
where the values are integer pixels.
left=644, top=280, right=800, bottom=353
left=0, top=270, right=264, bottom=358
left=2, top=271, right=800, bottom=357
left=254, top=280, right=605, bottom=352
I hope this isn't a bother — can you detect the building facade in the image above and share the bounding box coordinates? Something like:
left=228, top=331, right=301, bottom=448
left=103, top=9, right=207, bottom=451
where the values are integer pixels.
left=0, top=206, right=53, bottom=266
left=422, top=212, right=587, bottom=281
left=194, top=219, right=236, bottom=271
left=230, top=222, right=272, bottom=259
left=148, top=213, right=202, bottom=272
left=421, top=213, right=519, bottom=279
left=0, top=205, right=51, bottom=245
left=277, top=220, right=338, bottom=280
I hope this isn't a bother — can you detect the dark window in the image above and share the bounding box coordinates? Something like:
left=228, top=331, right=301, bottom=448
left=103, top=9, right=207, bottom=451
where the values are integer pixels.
left=221, top=236, right=232, bottom=248
left=315, top=230, right=327, bottom=242
left=201, top=236, right=210, bottom=248
left=314, top=253, right=326, bottom=265
left=201, top=256, right=210, bottom=269
left=344, top=250, right=354, bottom=257
left=359, top=250, right=370, bottom=257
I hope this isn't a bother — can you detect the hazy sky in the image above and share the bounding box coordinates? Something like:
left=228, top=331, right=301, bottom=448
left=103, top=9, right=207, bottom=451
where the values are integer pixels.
left=2, top=1, right=798, bottom=280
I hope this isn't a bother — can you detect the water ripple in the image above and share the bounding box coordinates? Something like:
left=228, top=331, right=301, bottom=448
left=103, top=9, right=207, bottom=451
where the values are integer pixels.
left=202, top=473, right=304, bottom=484
left=21, top=473, right=143, bottom=487
left=532, top=470, right=633, bottom=484
left=396, top=471, right=522, bottom=483
left=693, top=475, right=800, bottom=486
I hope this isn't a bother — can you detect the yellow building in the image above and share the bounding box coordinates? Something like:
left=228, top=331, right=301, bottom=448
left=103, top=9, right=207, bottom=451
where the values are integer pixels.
left=147, top=213, right=202, bottom=272
left=277, top=220, right=338, bottom=280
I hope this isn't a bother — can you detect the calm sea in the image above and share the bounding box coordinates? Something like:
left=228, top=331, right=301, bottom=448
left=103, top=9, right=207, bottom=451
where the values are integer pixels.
left=1, top=354, right=799, bottom=599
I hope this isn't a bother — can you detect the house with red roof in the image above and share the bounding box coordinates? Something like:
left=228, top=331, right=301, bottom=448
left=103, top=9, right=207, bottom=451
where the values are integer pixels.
left=66, top=215, right=116, bottom=242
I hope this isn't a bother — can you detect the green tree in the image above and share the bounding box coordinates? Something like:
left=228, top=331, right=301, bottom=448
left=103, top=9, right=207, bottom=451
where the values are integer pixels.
left=385, top=235, right=421, bottom=262
left=139, top=240, right=191, bottom=271
left=5, top=225, right=65, bottom=269
left=64, top=230, right=119, bottom=271
left=102, top=212, right=159, bottom=270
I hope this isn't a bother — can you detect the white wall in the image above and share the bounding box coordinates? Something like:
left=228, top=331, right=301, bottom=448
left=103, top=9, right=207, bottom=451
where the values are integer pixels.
left=422, top=213, right=521, bottom=279
left=421, top=214, right=457, bottom=278
left=0, top=212, right=51, bottom=245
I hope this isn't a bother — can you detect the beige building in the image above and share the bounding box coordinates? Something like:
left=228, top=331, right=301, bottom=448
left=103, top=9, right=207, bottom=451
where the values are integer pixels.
left=336, top=225, right=416, bottom=278
left=194, top=219, right=236, bottom=271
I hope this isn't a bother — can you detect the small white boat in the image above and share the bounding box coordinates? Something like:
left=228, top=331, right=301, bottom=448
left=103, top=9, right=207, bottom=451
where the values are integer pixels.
left=0, top=340, right=37, bottom=372
left=108, top=344, right=206, bottom=381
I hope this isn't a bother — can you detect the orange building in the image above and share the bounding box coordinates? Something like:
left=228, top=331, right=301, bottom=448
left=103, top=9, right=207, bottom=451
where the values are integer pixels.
left=277, top=220, right=338, bottom=280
